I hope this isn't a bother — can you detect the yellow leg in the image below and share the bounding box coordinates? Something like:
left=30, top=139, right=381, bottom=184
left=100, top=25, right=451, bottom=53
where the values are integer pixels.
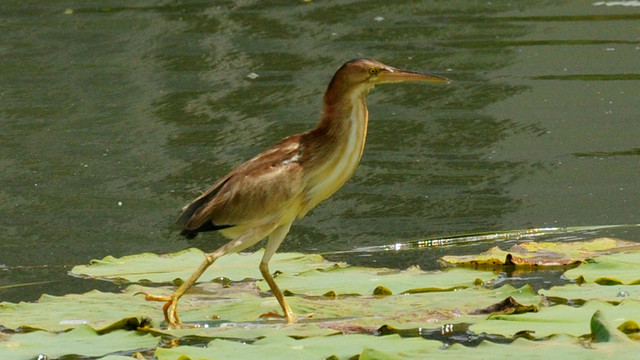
left=140, top=225, right=274, bottom=328
left=259, top=222, right=294, bottom=322
left=141, top=251, right=218, bottom=327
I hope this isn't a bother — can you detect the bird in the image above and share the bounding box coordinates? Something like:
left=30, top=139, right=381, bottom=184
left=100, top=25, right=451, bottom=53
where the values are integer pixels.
left=141, top=58, right=449, bottom=328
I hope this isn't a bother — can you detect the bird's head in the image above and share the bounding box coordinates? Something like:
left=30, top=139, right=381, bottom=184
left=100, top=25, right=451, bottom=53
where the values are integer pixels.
left=325, top=58, right=449, bottom=102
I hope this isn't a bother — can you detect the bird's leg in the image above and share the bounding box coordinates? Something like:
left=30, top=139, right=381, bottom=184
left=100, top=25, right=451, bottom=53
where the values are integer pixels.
left=140, top=252, right=218, bottom=328
left=258, top=222, right=295, bottom=322
left=259, top=260, right=294, bottom=322
left=141, top=227, right=271, bottom=328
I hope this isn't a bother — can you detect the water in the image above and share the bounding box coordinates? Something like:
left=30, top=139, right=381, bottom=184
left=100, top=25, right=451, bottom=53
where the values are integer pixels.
left=1, top=1, right=639, bottom=303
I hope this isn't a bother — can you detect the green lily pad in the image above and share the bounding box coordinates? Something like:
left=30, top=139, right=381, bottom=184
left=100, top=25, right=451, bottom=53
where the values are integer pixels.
left=5, top=245, right=640, bottom=359
left=257, top=266, right=495, bottom=296
left=0, top=288, right=161, bottom=332
left=156, top=333, right=640, bottom=360
left=156, top=326, right=640, bottom=360
left=0, top=324, right=158, bottom=360
left=564, top=252, right=640, bottom=284
left=0, top=284, right=535, bottom=337
left=155, top=334, right=442, bottom=360
left=540, top=283, right=639, bottom=303
left=471, top=299, right=640, bottom=338
left=443, top=334, right=640, bottom=359
left=287, top=285, right=539, bottom=329
left=71, top=248, right=341, bottom=283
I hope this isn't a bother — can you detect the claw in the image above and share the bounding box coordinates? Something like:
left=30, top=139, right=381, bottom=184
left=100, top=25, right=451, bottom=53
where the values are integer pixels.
left=136, top=291, right=185, bottom=328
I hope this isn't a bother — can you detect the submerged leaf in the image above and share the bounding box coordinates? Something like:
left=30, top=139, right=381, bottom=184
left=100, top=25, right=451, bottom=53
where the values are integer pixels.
left=469, top=296, right=537, bottom=315
left=440, top=238, right=638, bottom=268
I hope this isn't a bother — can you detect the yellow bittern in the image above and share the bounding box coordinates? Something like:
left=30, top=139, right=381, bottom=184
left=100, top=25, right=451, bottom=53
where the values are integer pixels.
left=143, top=58, right=448, bottom=327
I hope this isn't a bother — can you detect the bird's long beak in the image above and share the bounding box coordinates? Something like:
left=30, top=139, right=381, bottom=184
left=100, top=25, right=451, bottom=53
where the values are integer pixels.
left=378, top=67, right=450, bottom=84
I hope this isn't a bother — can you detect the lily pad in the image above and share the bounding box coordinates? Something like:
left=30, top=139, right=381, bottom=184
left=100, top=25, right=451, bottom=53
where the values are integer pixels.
left=4, top=244, right=640, bottom=359
left=71, top=248, right=340, bottom=283
left=440, top=238, right=639, bottom=267
left=564, top=252, right=640, bottom=285
left=0, top=284, right=539, bottom=338
left=540, top=283, right=640, bottom=303
left=0, top=324, right=158, bottom=360
left=471, top=299, right=640, bottom=338
left=0, top=289, right=161, bottom=332
left=155, top=333, right=442, bottom=360
left=257, top=266, right=495, bottom=296
left=156, top=326, right=640, bottom=360
left=285, top=285, right=539, bottom=329
left=442, top=334, right=640, bottom=359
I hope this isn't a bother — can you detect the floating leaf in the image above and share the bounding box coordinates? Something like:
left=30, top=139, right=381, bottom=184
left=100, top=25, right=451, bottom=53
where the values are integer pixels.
left=4, top=245, right=640, bottom=359
left=471, top=299, right=640, bottom=338
left=155, top=334, right=441, bottom=360
left=141, top=279, right=506, bottom=329
left=0, top=289, right=161, bottom=332
left=564, top=252, right=640, bottom=284
left=540, top=283, right=639, bottom=303
left=0, top=324, right=158, bottom=360
left=1, top=285, right=534, bottom=337
left=440, top=238, right=639, bottom=267
left=71, top=248, right=341, bottom=283
left=443, top=335, right=640, bottom=359
left=359, top=348, right=404, bottom=360
left=257, top=266, right=496, bottom=296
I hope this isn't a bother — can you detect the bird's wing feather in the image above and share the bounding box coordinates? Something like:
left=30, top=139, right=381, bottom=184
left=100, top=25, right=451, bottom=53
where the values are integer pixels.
left=180, top=135, right=305, bottom=232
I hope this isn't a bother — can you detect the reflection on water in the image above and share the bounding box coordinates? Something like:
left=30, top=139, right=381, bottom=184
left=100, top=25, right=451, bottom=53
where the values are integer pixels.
left=1, top=1, right=638, bottom=302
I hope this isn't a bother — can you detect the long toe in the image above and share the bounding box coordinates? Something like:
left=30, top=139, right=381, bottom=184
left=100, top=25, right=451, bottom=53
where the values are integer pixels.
left=259, top=311, right=287, bottom=320
left=259, top=310, right=301, bottom=323
left=136, top=291, right=172, bottom=302
left=136, top=292, right=180, bottom=327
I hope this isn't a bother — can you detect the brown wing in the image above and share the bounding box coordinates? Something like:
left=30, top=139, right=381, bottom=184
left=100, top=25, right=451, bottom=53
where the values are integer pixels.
left=177, top=135, right=305, bottom=238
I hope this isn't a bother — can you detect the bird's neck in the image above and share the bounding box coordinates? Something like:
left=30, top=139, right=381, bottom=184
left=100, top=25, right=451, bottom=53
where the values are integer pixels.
left=300, top=87, right=371, bottom=214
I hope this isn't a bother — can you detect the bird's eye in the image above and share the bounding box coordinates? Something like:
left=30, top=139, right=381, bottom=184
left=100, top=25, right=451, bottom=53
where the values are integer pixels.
left=368, top=68, right=379, bottom=76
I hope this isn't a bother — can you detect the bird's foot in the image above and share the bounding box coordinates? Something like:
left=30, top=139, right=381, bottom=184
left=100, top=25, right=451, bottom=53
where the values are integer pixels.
left=136, top=291, right=188, bottom=328
left=137, top=291, right=171, bottom=303
left=259, top=311, right=313, bottom=323
left=258, top=311, right=286, bottom=321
